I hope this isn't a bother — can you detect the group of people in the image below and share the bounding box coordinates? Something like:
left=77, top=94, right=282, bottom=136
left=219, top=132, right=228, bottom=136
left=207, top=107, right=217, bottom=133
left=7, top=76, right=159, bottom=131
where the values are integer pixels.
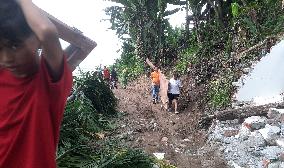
left=150, top=67, right=182, bottom=114
left=102, top=66, right=129, bottom=89
left=102, top=66, right=118, bottom=89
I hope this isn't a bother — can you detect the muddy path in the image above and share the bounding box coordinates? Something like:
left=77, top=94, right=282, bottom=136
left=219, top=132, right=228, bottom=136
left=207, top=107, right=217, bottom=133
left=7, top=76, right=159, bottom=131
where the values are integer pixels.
left=112, top=76, right=227, bottom=168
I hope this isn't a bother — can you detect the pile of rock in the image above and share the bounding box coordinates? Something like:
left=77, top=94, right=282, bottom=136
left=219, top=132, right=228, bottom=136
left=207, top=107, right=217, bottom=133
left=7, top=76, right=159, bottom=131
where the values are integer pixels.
left=208, top=108, right=284, bottom=167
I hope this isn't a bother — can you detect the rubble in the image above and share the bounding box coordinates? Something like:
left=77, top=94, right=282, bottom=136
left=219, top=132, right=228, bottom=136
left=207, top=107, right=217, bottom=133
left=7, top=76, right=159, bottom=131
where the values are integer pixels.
left=208, top=108, right=284, bottom=167
left=259, top=124, right=281, bottom=145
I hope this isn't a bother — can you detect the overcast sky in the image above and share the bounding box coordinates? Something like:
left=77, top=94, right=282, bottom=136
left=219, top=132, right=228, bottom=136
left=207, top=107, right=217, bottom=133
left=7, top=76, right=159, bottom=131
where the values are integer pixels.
left=33, top=0, right=185, bottom=72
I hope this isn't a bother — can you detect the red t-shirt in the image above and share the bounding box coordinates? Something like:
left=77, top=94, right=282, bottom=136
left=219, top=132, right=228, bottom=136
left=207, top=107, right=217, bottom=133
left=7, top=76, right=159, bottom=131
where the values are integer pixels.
left=103, top=69, right=110, bottom=79
left=0, top=56, right=73, bottom=168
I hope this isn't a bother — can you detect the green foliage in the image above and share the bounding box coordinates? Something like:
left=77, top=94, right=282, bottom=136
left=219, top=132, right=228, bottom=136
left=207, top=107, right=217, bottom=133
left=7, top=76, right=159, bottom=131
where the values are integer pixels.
left=57, top=138, right=176, bottom=168
left=175, top=45, right=198, bottom=74
left=114, top=41, right=145, bottom=83
left=75, top=71, right=118, bottom=115
left=57, top=141, right=155, bottom=168
left=105, top=0, right=184, bottom=62
left=237, top=0, right=284, bottom=42
left=231, top=2, right=240, bottom=18
left=57, top=89, right=116, bottom=160
left=208, top=71, right=234, bottom=109
left=57, top=71, right=117, bottom=160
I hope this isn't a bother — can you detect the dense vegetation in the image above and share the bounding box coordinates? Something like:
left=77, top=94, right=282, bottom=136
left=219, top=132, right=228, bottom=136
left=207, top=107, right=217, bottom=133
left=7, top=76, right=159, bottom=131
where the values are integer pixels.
left=105, top=0, right=284, bottom=110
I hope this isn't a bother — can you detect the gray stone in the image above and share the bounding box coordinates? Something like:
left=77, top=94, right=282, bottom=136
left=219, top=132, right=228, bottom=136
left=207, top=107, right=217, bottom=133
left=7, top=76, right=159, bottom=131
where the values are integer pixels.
left=223, top=139, right=260, bottom=167
left=235, top=124, right=251, bottom=140
left=245, top=132, right=266, bottom=148
left=210, top=124, right=225, bottom=142
left=279, top=162, right=284, bottom=168
left=228, top=160, right=243, bottom=168
left=261, top=146, right=283, bottom=160
left=268, top=161, right=281, bottom=168
left=244, top=116, right=267, bottom=130
left=276, top=139, right=284, bottom=148
left=259, top=124, right=281, bottom=145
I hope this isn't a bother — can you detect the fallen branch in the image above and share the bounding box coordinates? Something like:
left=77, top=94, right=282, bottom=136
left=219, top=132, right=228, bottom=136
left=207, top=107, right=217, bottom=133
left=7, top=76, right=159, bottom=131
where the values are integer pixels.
left=236, top=36, right=277, bottom=59
left=236, top=33, right=284, bottom=59
left=199, top=102, right=284, bottom=129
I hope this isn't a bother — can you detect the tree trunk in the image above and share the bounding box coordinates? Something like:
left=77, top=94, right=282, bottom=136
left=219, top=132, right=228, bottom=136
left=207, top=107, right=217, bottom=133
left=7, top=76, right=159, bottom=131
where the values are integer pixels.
left=185, top=0, right=190, bottom=39
left=207, top=0, right=224, bottom=27
left=199, top=102, right=284, bottom=129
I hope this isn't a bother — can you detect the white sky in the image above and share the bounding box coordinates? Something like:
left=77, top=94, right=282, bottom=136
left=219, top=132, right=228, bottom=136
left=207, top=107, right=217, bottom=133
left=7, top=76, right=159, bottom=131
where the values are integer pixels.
left=33, top=0, right=185, bottom=72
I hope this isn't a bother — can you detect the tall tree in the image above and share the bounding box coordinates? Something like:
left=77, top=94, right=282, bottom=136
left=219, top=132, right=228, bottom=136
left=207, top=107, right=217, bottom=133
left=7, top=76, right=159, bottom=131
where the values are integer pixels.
left=105, top=0, right=182, bottom=64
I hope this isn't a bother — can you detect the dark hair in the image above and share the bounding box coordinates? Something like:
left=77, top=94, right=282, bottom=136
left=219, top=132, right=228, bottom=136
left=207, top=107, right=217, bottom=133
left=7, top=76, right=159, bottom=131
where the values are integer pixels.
left=0, top=0, right=32, bottom=46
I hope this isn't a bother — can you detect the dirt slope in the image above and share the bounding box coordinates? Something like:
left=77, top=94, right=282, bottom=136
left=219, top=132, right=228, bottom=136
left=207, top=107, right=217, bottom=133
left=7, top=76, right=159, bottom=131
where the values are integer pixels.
left=113, top=76, right=227, bottom=168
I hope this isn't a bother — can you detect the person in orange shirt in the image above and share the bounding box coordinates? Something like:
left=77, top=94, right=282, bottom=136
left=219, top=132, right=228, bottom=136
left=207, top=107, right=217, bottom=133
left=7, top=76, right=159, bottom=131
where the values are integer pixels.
left=151, top=67, right=160, bottom=104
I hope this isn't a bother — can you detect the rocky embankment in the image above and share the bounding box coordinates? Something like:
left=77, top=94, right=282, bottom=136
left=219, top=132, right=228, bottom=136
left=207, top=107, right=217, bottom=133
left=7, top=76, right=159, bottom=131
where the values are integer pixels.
left=208, top=107, right=284, bottom=168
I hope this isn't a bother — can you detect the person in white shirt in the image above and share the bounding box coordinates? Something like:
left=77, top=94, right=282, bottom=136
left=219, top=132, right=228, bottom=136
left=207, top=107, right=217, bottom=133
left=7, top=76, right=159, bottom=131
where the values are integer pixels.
left=168, top=73, right=182, bottom=114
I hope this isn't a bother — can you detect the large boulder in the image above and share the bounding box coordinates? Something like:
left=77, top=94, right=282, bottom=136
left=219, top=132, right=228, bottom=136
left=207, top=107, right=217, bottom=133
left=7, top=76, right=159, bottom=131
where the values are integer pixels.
left=259, top=124, right=281, bottom=145
left=243, top=116, right=267, bottom=130
left=235, top=123, right=251, bottom=140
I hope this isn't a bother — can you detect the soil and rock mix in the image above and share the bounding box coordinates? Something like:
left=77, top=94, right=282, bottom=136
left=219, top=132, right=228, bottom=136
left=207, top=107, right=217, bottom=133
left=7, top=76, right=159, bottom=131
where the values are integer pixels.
left=112, top=76, right=227, bottom=168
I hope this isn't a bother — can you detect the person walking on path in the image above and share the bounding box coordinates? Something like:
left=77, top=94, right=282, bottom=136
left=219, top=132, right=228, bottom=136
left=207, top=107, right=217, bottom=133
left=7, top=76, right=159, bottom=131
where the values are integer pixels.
left=110, top=67, right=118, bottom=89
left=151, top=67, right=160, bottom=104
left=0, top=1, right=73, bottom=167
left=168, top=73, right=182, bottom=114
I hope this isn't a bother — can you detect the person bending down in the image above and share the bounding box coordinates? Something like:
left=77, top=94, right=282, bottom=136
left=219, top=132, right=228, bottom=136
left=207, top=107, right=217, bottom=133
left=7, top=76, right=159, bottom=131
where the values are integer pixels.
left=0, top=0, right=77, bottom=167
left=168, top=73, right=182, bottom=114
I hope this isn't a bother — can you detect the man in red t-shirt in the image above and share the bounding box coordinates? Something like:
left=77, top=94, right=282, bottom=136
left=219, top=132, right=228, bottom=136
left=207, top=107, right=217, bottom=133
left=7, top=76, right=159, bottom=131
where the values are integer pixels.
left=0, top=1, right=73, bottom=167
left=103, top=66, right=110, bottom=83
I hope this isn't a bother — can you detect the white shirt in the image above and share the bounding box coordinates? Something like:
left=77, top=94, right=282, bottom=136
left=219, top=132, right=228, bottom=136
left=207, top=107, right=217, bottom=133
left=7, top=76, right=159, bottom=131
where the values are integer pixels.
left=168, top=78, right=181, bottom=94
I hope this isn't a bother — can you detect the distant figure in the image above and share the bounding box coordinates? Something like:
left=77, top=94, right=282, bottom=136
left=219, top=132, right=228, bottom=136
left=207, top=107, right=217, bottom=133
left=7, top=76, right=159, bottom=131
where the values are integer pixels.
left=110, top=68, right=118, bottom=89
left=151, top=67, right=160, bottom=104
left=103, top=66, right=110, bottom=83
left=168, top=73, right=182, bottom=114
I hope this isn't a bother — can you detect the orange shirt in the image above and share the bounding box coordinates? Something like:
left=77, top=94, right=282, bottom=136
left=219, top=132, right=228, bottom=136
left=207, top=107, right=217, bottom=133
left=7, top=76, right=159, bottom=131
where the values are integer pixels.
left=151, top=71, right=160, bottom=85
